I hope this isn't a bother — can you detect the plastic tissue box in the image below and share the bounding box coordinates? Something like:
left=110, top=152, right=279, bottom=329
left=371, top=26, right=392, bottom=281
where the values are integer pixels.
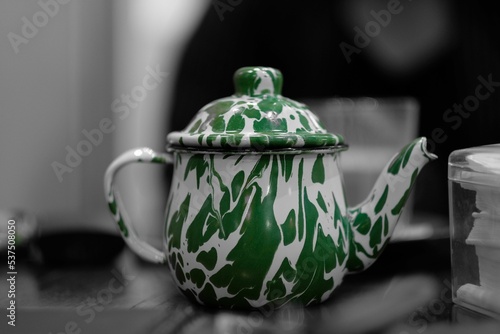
left=449, top=144, right=500, bottom=319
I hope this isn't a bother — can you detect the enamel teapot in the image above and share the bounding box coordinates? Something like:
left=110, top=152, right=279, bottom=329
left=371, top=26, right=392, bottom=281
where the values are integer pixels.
left=104, top=67, right=436, bottom=310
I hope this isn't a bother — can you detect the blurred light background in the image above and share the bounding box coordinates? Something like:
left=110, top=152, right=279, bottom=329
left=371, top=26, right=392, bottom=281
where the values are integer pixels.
left=0, top=0, right=206, bottom=244
left=1, top=0, right=499, bottom=246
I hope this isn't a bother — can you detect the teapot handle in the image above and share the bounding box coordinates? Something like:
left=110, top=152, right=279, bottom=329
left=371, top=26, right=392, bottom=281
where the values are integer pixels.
left=104, top=147, right=172, bottom=264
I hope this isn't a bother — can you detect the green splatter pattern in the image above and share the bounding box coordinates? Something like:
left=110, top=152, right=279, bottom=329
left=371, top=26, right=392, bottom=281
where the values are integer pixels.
left=167, top=67, right=343, bottom=150
left=164, top=150, right=349, bottom=309
left=106, top=137, right=435, bottom=309
left=346, top=138, right=436, bottom=272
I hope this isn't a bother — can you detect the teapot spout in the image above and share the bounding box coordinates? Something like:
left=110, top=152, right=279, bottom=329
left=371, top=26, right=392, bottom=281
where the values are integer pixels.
left=346, top=137, right=437, bottom=272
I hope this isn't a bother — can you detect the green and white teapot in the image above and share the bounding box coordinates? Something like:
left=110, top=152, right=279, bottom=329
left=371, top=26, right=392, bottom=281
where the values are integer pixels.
left=104, top=67, right=436, bottom=310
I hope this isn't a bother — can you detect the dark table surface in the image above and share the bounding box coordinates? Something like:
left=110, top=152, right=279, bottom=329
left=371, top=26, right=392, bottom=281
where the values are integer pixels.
left=1, top=234, right=499, bottom=334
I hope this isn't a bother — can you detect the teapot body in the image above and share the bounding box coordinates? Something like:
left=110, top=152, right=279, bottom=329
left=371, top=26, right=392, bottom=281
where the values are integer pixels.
left=164, top=149, right=350, bottom=309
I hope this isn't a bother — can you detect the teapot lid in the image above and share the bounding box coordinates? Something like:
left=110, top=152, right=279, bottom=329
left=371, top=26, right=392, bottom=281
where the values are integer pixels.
left=166, top=67, right=344, bottom=151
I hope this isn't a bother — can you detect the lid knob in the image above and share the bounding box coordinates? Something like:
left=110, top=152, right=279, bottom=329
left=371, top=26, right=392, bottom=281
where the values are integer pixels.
left=234, top=67, right=283, bottom=97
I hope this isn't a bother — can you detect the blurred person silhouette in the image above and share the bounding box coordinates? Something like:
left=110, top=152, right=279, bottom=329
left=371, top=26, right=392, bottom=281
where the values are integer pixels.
left=168, top=0, right=500, bottom=220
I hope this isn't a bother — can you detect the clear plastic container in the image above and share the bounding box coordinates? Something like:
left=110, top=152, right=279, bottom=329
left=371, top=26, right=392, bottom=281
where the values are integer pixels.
left=449, top=145, right=500, bottom=319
